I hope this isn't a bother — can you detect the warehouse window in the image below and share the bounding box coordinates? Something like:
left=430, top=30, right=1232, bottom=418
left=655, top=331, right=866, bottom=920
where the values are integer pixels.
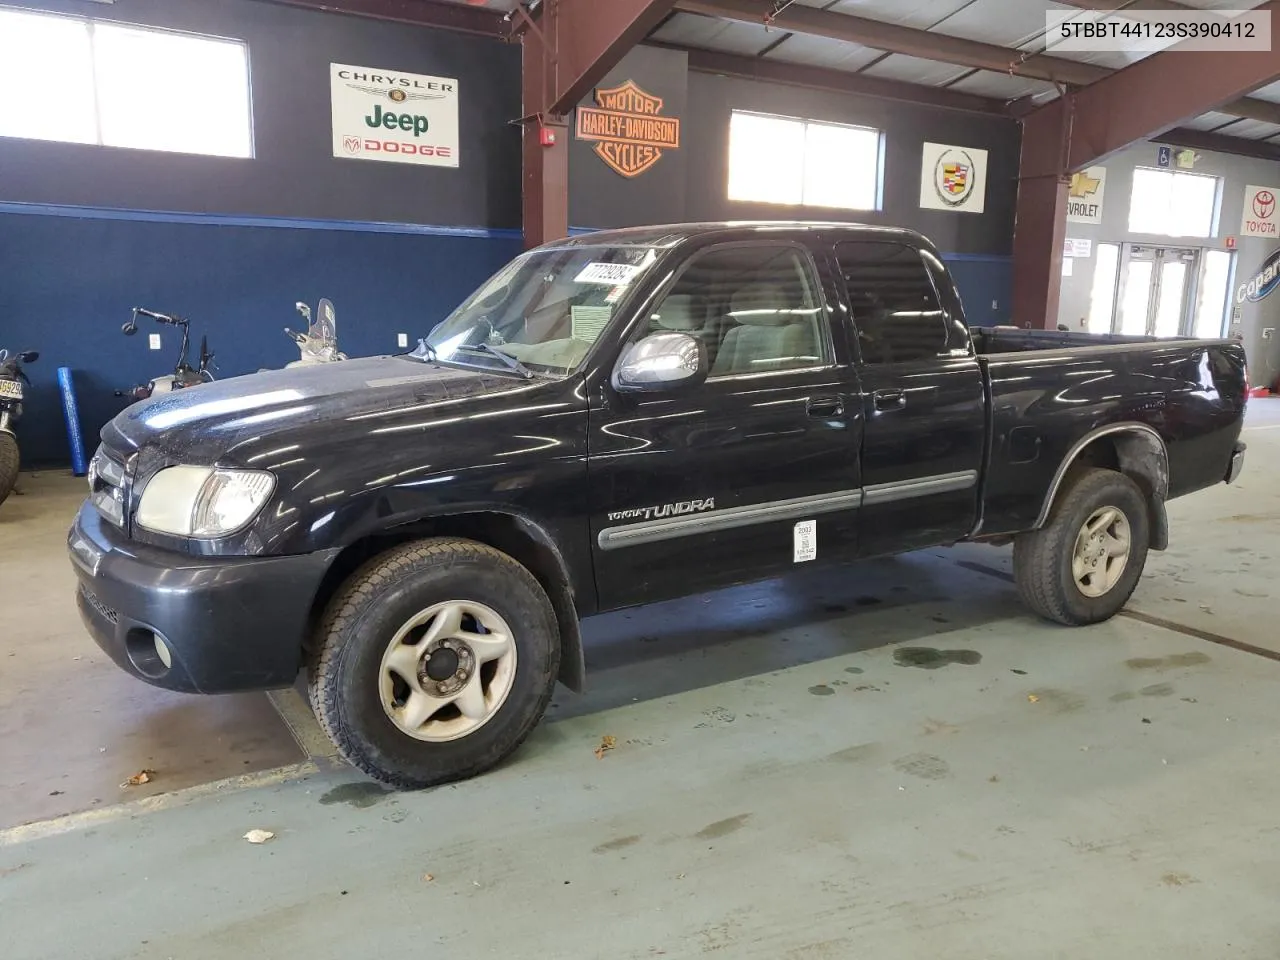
left=1127, top=168, right=1219, bottom=238
left=728, top=110, right=882, bottom=211
left=0, top=9, right=252, bottom=158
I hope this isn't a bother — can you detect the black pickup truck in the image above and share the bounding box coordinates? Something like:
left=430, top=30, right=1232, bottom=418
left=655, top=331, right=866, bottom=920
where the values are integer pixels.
left=68, top=222, right=1248, bottom=787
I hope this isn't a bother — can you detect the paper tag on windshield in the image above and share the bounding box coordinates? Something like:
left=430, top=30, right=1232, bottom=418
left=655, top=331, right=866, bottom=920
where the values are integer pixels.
left=793, top=520, right=816, bottom=563
left=574, top=262, right=643, bottom=286
left=571, top=306, right=611, bottom=342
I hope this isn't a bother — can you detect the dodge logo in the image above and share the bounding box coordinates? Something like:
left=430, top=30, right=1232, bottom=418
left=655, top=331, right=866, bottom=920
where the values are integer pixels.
left=343, top=136, right=362, bottom=155
left=1254, top=190, right=1275, bottom=220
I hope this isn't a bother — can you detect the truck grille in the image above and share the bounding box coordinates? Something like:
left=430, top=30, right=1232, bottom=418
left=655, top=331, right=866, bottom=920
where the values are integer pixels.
left=88, top=445, right=131, bottom=529
left=80, top=585, right=119, bottom=625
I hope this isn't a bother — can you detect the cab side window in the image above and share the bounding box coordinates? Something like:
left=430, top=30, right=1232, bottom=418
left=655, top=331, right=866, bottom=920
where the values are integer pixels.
left=836, top=241, right=947, bottom=365
left=640, top=245, right=829, bottom=377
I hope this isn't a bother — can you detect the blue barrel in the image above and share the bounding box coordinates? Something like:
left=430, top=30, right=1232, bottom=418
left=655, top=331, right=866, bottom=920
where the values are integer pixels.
left=57, top=366, right=88, bottom=476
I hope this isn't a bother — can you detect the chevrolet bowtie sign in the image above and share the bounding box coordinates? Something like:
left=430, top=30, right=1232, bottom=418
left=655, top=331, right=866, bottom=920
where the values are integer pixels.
left=576, top=81, right=681, bottom=178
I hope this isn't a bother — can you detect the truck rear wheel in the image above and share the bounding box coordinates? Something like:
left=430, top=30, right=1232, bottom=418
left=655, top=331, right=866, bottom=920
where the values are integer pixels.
left=1013, top=468, right=1150, bottom=626
left=307, top=537, right=561, bottom=788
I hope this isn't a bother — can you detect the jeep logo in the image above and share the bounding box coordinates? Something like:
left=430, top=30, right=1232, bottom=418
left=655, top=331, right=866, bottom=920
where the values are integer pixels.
left=365, top=104, right=430, bottom=137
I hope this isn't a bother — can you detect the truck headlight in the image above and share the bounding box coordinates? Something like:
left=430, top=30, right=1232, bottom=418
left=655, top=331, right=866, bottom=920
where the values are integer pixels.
left=137, top=466, right=275, bottom=537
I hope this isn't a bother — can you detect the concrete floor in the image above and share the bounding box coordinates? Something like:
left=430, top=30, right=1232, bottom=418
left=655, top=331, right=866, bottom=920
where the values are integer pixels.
left=0, top=399, right=1277, bottom=959
left=0, top=475, right=304, bottom=828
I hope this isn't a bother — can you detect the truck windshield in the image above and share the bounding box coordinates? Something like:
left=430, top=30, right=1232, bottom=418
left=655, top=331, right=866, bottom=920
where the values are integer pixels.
left=422, top=244, right=662, bottom=377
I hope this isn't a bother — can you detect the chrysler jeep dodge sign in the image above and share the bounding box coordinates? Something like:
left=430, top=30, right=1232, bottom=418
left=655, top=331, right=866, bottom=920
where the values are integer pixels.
left=331, top=64, right=459, bottom=168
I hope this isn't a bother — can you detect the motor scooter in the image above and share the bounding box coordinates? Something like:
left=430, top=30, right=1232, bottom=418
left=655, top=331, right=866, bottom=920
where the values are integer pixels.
left=0, top=348, right=39, bottom=505
left=117, top=307, right=215, bottom=402
left=285, top=298, right=347, bottom=367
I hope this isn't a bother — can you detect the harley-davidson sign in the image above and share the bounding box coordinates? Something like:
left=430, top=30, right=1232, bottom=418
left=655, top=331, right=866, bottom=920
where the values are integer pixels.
left=576, top=80, right=680, bottom=178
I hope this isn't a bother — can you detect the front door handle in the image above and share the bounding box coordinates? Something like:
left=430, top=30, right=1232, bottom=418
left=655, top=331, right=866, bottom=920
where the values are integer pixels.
left=873, top=389, right=906, bottom=412
left=806, top=396, right=844, bottom=418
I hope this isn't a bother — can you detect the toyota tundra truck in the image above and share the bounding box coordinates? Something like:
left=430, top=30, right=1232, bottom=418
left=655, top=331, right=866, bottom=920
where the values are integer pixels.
left=69, top=222, right=1249, bottom=787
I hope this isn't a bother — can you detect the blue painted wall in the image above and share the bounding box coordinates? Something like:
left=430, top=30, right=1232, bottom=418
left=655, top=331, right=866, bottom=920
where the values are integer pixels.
left=941, top=256, right=1014, bottom=328
left=0, top=209, right=520, bottom=465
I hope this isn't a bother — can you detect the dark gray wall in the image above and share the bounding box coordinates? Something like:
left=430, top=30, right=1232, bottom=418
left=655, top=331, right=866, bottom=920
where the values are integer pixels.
left=684, top=70, right=1021, bottom=256
left=0, top=0, right=522, bottom=227
left=570, top=45, right=688, bottom=229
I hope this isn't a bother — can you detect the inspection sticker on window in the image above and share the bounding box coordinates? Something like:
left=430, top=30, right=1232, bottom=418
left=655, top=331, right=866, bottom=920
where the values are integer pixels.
left=571, top=306, right=612, bottom=342
left=574, top=262, right=643, bottom=286
left=794, top=520, right=817, bottom=563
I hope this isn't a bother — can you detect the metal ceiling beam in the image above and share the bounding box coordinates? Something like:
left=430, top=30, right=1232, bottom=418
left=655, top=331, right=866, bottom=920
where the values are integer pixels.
left=1154, top=126, right=1280, bottom=164
left=1055, top=0, right=1192, bottom=11
left=1024, top=0, right=1280, bottom=177
left=674, top=0, right=1110, bottom=85
left=521, top=0, right=682, bottom=115
left=1014, top=6, right=1280, bottom=332
left=674, top=0, right=1278, bottom=122
left=519, top=0, right=678, bottom=247
left=262, top=0, right=506, bottom=37
left=671, top=45, right=1008, bottom=115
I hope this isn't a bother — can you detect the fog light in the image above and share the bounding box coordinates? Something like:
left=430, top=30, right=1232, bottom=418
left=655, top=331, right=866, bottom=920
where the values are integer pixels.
left=125, top=627, right=172, bottom=679
left=154, top=633, right=172, bottom=669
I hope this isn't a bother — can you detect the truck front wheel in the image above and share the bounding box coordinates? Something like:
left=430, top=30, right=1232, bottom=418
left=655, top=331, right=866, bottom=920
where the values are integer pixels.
left=1013, top=468, right=1150, bottom=626
left=307, top=538, right=561, bottom=788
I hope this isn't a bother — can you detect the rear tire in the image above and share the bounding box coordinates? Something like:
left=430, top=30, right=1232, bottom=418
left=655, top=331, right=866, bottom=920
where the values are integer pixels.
left=1013, top=468, right=1150, bottom=626
left=307, top=537, right=561, bottom=789
left=0, top=432, right=19, bottom=507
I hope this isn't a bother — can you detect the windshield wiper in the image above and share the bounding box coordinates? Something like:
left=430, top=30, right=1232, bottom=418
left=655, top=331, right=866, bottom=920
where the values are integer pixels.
left=455, top=342, right=534, bottom=379
left=409, top=339, right=438, bottom=363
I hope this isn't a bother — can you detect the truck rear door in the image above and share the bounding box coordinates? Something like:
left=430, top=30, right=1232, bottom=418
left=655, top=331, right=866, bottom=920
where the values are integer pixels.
left=832, top=240, right=986, bottom=557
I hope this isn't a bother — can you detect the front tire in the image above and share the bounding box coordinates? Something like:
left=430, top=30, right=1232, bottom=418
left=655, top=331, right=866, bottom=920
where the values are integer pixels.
left=0, top=432, right=19, bottom=507
left=1013, top=468, right=1150, bottom=626
left=308, top=538, right=561, bottom=788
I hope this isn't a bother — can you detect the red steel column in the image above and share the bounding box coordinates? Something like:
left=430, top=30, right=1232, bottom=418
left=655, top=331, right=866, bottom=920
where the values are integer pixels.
left=519, top=0, right=677, bottom=246
left=1012, top=101, right=1071, bottom=330
left=520, top=12, right=568, bottom=249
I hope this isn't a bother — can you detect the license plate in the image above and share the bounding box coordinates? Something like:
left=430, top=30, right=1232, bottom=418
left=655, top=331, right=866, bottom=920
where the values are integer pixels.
left=0, top=380, right=22, bottom=401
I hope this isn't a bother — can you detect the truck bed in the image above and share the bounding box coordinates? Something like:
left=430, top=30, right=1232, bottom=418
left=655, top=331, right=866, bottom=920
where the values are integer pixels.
left=971, top=326, right=1163, bottom=354
left=969, top=328, right=1248, bottom=539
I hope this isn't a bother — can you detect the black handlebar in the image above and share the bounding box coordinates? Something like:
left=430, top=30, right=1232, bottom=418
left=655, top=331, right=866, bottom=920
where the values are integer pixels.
left=132, top=307, right=186, bottom=326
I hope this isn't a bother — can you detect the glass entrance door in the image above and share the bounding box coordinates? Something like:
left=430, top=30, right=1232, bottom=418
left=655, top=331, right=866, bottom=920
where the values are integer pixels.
left=1113, top=245, right=1200, bottom=337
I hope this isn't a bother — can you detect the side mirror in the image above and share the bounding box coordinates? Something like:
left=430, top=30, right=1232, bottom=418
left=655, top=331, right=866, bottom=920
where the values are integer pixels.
left=613, top=332, right=707, bottom=393
left=19, top=351, right=38, bottom=363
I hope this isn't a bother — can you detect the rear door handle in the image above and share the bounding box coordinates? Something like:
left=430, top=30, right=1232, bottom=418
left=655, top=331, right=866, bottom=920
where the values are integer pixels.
left=806, top=396, right=844, bottom=418
left=873, top=389, right=906, bottom=412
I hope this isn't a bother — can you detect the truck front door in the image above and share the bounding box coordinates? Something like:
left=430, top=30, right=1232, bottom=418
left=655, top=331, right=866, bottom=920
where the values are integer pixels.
left=588, top=240, right=863, bottom=610
left=834, top=240, right=986, bottom=558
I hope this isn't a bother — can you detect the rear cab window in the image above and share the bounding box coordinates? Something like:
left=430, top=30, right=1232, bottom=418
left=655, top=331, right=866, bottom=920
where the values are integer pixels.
left=835, top=241, right=962, bottom=364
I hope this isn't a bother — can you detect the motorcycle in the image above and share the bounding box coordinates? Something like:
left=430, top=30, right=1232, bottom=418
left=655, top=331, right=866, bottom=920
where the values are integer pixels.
left=0, top=348, right=39, bottom=506
left=285, top=298, right=347, bottom=367
left=117, top=307, right=216, bottom=403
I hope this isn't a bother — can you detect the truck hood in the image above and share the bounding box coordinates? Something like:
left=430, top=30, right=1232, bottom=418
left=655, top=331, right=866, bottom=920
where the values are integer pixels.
left=102, top=356, right=532, bottom=462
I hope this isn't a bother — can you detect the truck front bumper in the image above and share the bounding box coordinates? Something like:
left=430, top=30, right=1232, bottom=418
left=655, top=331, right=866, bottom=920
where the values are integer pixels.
left=67, top=502, right=339, bottom=694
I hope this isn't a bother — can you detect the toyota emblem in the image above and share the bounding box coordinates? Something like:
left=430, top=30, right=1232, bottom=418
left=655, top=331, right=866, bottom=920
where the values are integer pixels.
left=1254, top=190, right=1275, bottom=219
